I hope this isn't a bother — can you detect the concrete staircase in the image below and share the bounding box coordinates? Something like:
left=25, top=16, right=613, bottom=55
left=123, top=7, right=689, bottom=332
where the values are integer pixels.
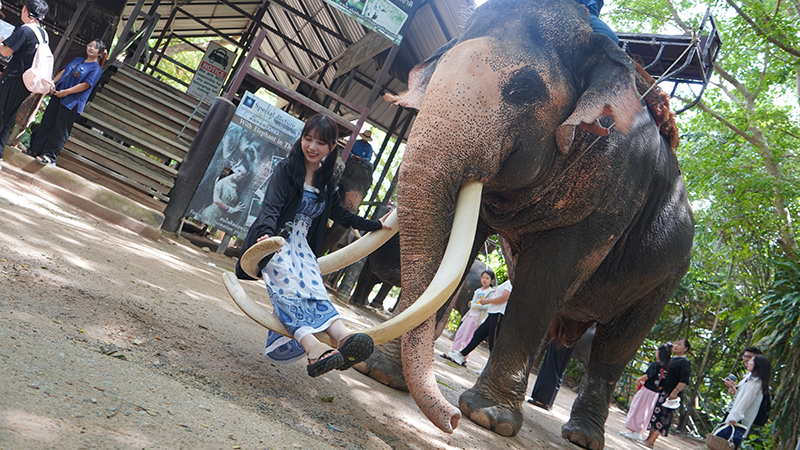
left=59, top=63, right=209, bottom=211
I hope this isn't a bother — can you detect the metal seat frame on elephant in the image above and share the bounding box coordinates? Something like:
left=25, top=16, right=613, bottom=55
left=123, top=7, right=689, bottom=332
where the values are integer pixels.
left=617, top=7, right=722, bottom=114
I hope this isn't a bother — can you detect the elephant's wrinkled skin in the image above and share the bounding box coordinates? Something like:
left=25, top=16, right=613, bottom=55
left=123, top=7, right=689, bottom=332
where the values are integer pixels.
left=383, top=0, right=694, bottom=448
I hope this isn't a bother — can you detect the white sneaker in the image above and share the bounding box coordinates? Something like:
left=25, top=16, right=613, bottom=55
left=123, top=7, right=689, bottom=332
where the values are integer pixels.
left=446, top=350, right=465, bottom=366
left=620, top=431, right=643, bottom=440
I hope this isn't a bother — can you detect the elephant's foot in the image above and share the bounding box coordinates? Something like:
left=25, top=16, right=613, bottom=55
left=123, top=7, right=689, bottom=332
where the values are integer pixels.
left=353, top=339, right=408, bottom=392
left=561, top=417, right=605, bottom=450
left=458, top=388, right=522, bottom=437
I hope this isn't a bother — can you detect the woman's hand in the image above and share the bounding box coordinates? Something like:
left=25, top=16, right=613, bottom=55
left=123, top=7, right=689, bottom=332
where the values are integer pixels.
left=49, top=84, right=56, bottom=95
left=728, top=419, right=736, bottom=426
left=379, top=210, right=393, bottom=230
left=55, top=89, right=68, bottom=98
left=228, top=202, right=245, bottom=214
left=257, top=234, right=281, bottom=252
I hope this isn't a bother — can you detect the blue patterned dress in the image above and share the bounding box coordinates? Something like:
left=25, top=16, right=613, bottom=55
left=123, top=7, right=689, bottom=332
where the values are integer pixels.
left=262, top=184, right=339, bottom=363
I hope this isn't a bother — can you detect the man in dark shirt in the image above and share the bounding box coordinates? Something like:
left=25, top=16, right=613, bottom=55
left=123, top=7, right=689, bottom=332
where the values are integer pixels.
left=641, top=337, right=691, bottom=448
left=0, top=0, right=49, bottom=163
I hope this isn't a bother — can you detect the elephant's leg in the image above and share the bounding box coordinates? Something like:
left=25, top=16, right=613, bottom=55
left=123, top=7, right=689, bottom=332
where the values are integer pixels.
left=561, top=278, right=679, bottom=450
left=353, top=336, right=408, bottom=391
left=458, top=249, right=562, bottom=437
left=349, top=264, right=378, bottom=306
left=369, top=282, right=393, bottom=309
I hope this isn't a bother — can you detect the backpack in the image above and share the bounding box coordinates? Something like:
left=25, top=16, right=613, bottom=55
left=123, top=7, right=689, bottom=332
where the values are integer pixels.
left=752, top=391, right=771, bottom=427
left=21, top=23, right=54, bottom=94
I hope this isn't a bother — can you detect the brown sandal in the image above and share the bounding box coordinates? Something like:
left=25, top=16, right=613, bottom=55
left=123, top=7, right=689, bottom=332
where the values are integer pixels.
left=306, top=342, right=343, bottom=377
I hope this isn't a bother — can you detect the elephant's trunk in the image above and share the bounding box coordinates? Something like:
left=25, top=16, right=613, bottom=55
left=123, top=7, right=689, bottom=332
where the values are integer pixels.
left=393, top=38, right=505, bottom=433
left=398, top=115, right=472, bottom=433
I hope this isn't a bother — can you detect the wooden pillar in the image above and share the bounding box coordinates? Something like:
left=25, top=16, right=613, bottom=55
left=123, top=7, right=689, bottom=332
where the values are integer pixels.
left=162, top=97, right=237, bottom=232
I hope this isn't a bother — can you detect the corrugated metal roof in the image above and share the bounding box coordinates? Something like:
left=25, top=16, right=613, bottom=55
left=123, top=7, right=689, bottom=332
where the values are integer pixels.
left=123, top=0, right=473, bottom=134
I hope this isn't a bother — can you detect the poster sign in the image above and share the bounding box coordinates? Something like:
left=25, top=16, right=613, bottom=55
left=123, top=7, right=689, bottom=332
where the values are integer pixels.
left=322, top=0, right=422, bottom=45
left=186, top=92, right=304, bottom=238
left=187, top=42, right=235, bottom=99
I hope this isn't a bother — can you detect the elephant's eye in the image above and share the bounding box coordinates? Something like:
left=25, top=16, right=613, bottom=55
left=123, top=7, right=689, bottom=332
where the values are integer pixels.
left=503, top=70, right=545, bottom=105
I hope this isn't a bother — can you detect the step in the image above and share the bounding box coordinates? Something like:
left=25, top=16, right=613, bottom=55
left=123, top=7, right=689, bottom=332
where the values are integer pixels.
left=94, top=91, right=200, bottom=140
left=80, top=113, right=185, bottom=165
left=61, top=140, right=173, bottom=198
left=66, top=128, right=176, bottom=190
left=102, top=80, right=205, bottom=133
left=114, top=68, right=209, bottom=118
left=69, top=126, right=179, bottom=179
left=57, top=149, right=170, bottom=208
left=99, top=84, right=203, bottom=137
left=118, top=64, right=212, bottom=113
left=83, top=102, right=191, bottom=158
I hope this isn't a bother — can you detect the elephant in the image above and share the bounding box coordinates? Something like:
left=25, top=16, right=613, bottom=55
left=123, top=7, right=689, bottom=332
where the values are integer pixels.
left=349, top=233, right=490, bottom=315
left=349, top=234, right=400, bottom=308
left=350, top=233, right=493, bottom=390
left=376, top=0, right=694, bottom=448
left=320, top=154, right=375, bottom=254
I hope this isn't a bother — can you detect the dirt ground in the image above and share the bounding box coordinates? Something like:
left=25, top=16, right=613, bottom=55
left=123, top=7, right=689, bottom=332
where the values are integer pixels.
left=0, top=170, right=706, bottom=450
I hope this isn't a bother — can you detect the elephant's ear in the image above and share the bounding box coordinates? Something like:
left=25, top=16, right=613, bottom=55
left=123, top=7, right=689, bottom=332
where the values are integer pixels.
left=384, top=38, right=458, bottom=110
left=555, top=35, right=642, bottom=154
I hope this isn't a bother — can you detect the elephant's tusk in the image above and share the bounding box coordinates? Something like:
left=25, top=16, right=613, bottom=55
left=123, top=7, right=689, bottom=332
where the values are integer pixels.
left=361, top=181, right=482, bottom=344
left=317, top=209, right=399, bottom=275
left=223, top=182, right=482, bottom=345
left=222, top=271, right=336, bottom=346
left=239, top=236, right=286, bottom=279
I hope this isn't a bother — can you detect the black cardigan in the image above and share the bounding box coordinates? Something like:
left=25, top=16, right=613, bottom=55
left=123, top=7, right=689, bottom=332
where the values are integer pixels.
left=235, top=162, right=383, bottom=280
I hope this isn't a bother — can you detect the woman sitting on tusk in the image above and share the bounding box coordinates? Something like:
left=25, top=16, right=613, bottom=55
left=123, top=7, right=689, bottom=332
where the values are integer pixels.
left=235, top=114, right=392, bottom=378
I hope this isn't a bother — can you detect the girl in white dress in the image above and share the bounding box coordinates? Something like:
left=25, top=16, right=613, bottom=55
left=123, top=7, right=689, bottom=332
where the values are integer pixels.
left=236, top=114, right=391, bottom=377
left=448, top=270, right=494, bottom=362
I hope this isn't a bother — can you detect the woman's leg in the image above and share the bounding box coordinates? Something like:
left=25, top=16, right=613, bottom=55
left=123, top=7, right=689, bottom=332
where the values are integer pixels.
left=326, top=318, right=350, bottom=345
left=38, top=101, right=78, bottom=163
left=28, top=97, right=62, bottom=156
left=487, top=313, right=504, bottom=351
left=325, top=319, right=374, bottom=370
left=299, top=333, right=326, bottom=354
left=460, top=313, right=499, bottom=357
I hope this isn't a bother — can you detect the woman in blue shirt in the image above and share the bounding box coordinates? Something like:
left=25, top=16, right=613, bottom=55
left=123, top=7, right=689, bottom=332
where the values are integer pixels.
left=24, top=39, right=105, bottom=166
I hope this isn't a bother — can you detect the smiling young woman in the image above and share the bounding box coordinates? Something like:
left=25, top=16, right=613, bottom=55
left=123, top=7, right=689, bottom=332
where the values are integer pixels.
left=22, top=39, right=107, bottom=166
left=235, top=113, right=392, bottom=378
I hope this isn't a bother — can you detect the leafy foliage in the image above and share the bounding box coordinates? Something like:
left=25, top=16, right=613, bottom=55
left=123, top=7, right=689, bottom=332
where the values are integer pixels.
left=605, top=0, right=800, bottom=447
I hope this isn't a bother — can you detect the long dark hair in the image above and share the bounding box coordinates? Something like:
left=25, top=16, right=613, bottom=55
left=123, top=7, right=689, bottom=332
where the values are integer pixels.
left=284, top=114, right=339, bottom=202
left=751, top=354, right=771, bottom=396
left=657, top=344, right=672, bottom=368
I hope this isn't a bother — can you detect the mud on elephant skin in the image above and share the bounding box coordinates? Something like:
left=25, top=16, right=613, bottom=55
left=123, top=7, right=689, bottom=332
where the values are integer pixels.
left=378, top=0, right=694, bottom=447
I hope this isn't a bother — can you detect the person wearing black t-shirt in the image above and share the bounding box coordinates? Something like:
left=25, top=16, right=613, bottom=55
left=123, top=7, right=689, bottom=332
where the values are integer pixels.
left=642, top=337, right=692, bottom=448
left=0, top=0, right=49, bottom=164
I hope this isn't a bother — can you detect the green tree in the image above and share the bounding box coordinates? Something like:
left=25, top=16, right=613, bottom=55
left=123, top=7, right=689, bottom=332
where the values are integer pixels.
left=606, top=0, right=800, bottom=447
